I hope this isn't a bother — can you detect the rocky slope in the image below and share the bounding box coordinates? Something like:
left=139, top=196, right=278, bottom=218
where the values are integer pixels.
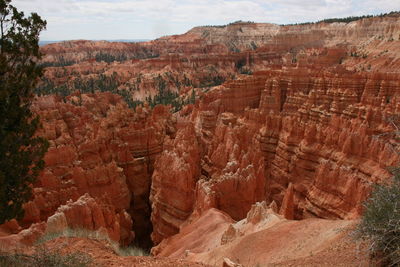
left=152, top=202, right=369, bottom=266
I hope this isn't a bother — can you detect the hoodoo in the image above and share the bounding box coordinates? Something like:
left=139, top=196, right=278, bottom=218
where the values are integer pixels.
left=1, top=4, right=400, bottom=266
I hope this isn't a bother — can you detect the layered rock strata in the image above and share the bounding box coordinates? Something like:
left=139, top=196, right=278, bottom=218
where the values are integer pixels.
left=147, top=66, right=399, bottom=246
left=150, top=124, right=201, bottom=244
left=38, top=14, right=400, bottom=104
left=16, top=92, right=174, bottom=247
left=1, top=15, right=400, bottom=262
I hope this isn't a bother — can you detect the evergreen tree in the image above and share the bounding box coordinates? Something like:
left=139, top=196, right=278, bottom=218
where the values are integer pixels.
left=0, top=0, right=48, bottom=224
left=190, top=89, right=195, bottom=104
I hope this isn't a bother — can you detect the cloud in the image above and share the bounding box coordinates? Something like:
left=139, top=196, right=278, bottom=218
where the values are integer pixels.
left=11, top=0, right=400, bottom=40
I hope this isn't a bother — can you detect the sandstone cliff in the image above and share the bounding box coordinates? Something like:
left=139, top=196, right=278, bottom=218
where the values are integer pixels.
left=1, top=13, right=399, bottom=267
left=5, top=92, right=175, bottom=248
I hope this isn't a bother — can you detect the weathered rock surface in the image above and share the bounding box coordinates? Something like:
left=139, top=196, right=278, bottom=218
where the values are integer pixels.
left=150, top=124, right=201, bottom=244
left=17, top=64, right=393, bottom=264
left=38, top=13, right=400, bottom=104
left=194, top=119, right=266, bottom=221
left=1, top=14, right=400, bottom=266
left=185, top=68, right=399, bottom=222
left=45, top=193, right=134, bottom=245
left=6, top=92, right=174, bottom=247
left=153, top=202, right=368, bottom=266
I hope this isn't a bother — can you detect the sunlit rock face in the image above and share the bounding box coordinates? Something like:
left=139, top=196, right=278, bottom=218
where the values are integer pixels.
left=150, top=124, right=201, bottom=244
left=151, top=201, right=367, bottom=266
left=45, top=193, right=134, bottom=245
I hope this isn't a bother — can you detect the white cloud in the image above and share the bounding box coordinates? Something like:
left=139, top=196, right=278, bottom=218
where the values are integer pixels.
left=11, top=0, right=400, bottom=40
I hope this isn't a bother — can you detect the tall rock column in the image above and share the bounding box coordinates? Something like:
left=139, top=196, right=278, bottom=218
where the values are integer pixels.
left=150, top=124, right=201, bottom=245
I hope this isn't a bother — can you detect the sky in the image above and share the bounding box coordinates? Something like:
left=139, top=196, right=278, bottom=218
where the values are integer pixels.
left=12, top=0, right=400, bottom=41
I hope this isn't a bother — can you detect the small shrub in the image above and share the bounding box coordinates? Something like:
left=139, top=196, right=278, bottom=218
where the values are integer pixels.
left=115, top=246, right=148, bottom=257
left=37, top=228, right=109, bottom=244
left=355, top=166, right=400, bottom=266
left=239, top=67, right=253, bottom=75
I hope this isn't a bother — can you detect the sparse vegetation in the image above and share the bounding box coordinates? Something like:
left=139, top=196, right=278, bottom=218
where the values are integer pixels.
left=282, top=11, right=400, bottom=26
left=201, top=20, right=255, bottom=28
left=355, top=166, right=400, bottom=266
left=40, top=55, right=76, bottom=67
left=350, top=51, right=368, bottom=59
left=35, top=71, right=198, bottom=111
left=146, top=74, right=196, bottom=112
left=355, top=117, right=400, bottom=266
left=95, top=52, right=127, bottom=63
left=199, top=74, right=225, bottom=88
left=239, top=67, right=253, bottom=75
left=0, top=247, right=92, bottom=267
left=35, top=73, right=144, bottom=109
left=37, top=227, right=148, bottom=257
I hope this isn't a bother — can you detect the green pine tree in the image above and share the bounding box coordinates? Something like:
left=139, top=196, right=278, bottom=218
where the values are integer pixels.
left=0, top=0, right=48, bottom=224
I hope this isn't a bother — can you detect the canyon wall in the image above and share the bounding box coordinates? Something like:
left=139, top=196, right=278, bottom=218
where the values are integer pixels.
left=150, top=124, right=201, bottom=244
left=5, top=92, right=174, bottom=248
left=149, top=67, right=399, bottom=247
left=1, top=15, right=399, bottom=266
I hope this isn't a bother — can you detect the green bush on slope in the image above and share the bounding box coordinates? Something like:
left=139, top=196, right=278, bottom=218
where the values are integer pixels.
left=355, top=166, right=400, bottom=266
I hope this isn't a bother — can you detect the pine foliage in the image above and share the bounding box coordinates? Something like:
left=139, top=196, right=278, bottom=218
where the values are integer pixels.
left=0, top=0, right=48, bottom=224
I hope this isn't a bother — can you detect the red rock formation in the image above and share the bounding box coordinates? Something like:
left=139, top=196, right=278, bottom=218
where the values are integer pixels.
left=46, top=194, right=134, bottom=245
left=12, top=92, right=174, bottom=247
left=141, top=63, right=399, bottom=249
left=37, top=14, right=400, bottom=105
left=150, top=124, right=201, bottom=244
left=2, top=14, right=400, bottom=264
left=279, top=183, right=294, bottom=220
left=141, top=67, right=391, bottom=231
left=195, top=120, right=266, bottom=221
left=153, top=202, right=368, bottom=266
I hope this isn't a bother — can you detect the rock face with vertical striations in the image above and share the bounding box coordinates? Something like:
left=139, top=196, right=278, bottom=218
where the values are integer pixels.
left=45, top=193, right=134, bottom=245
left=150, top=124, right=201, bottom=244
left=14, top=92, right=174, bottom=246
left=147, top=66, right=399, bottom=248
left=186, top=68, right=399, bottom=222
left=149, top=66, right=399, bottom=246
